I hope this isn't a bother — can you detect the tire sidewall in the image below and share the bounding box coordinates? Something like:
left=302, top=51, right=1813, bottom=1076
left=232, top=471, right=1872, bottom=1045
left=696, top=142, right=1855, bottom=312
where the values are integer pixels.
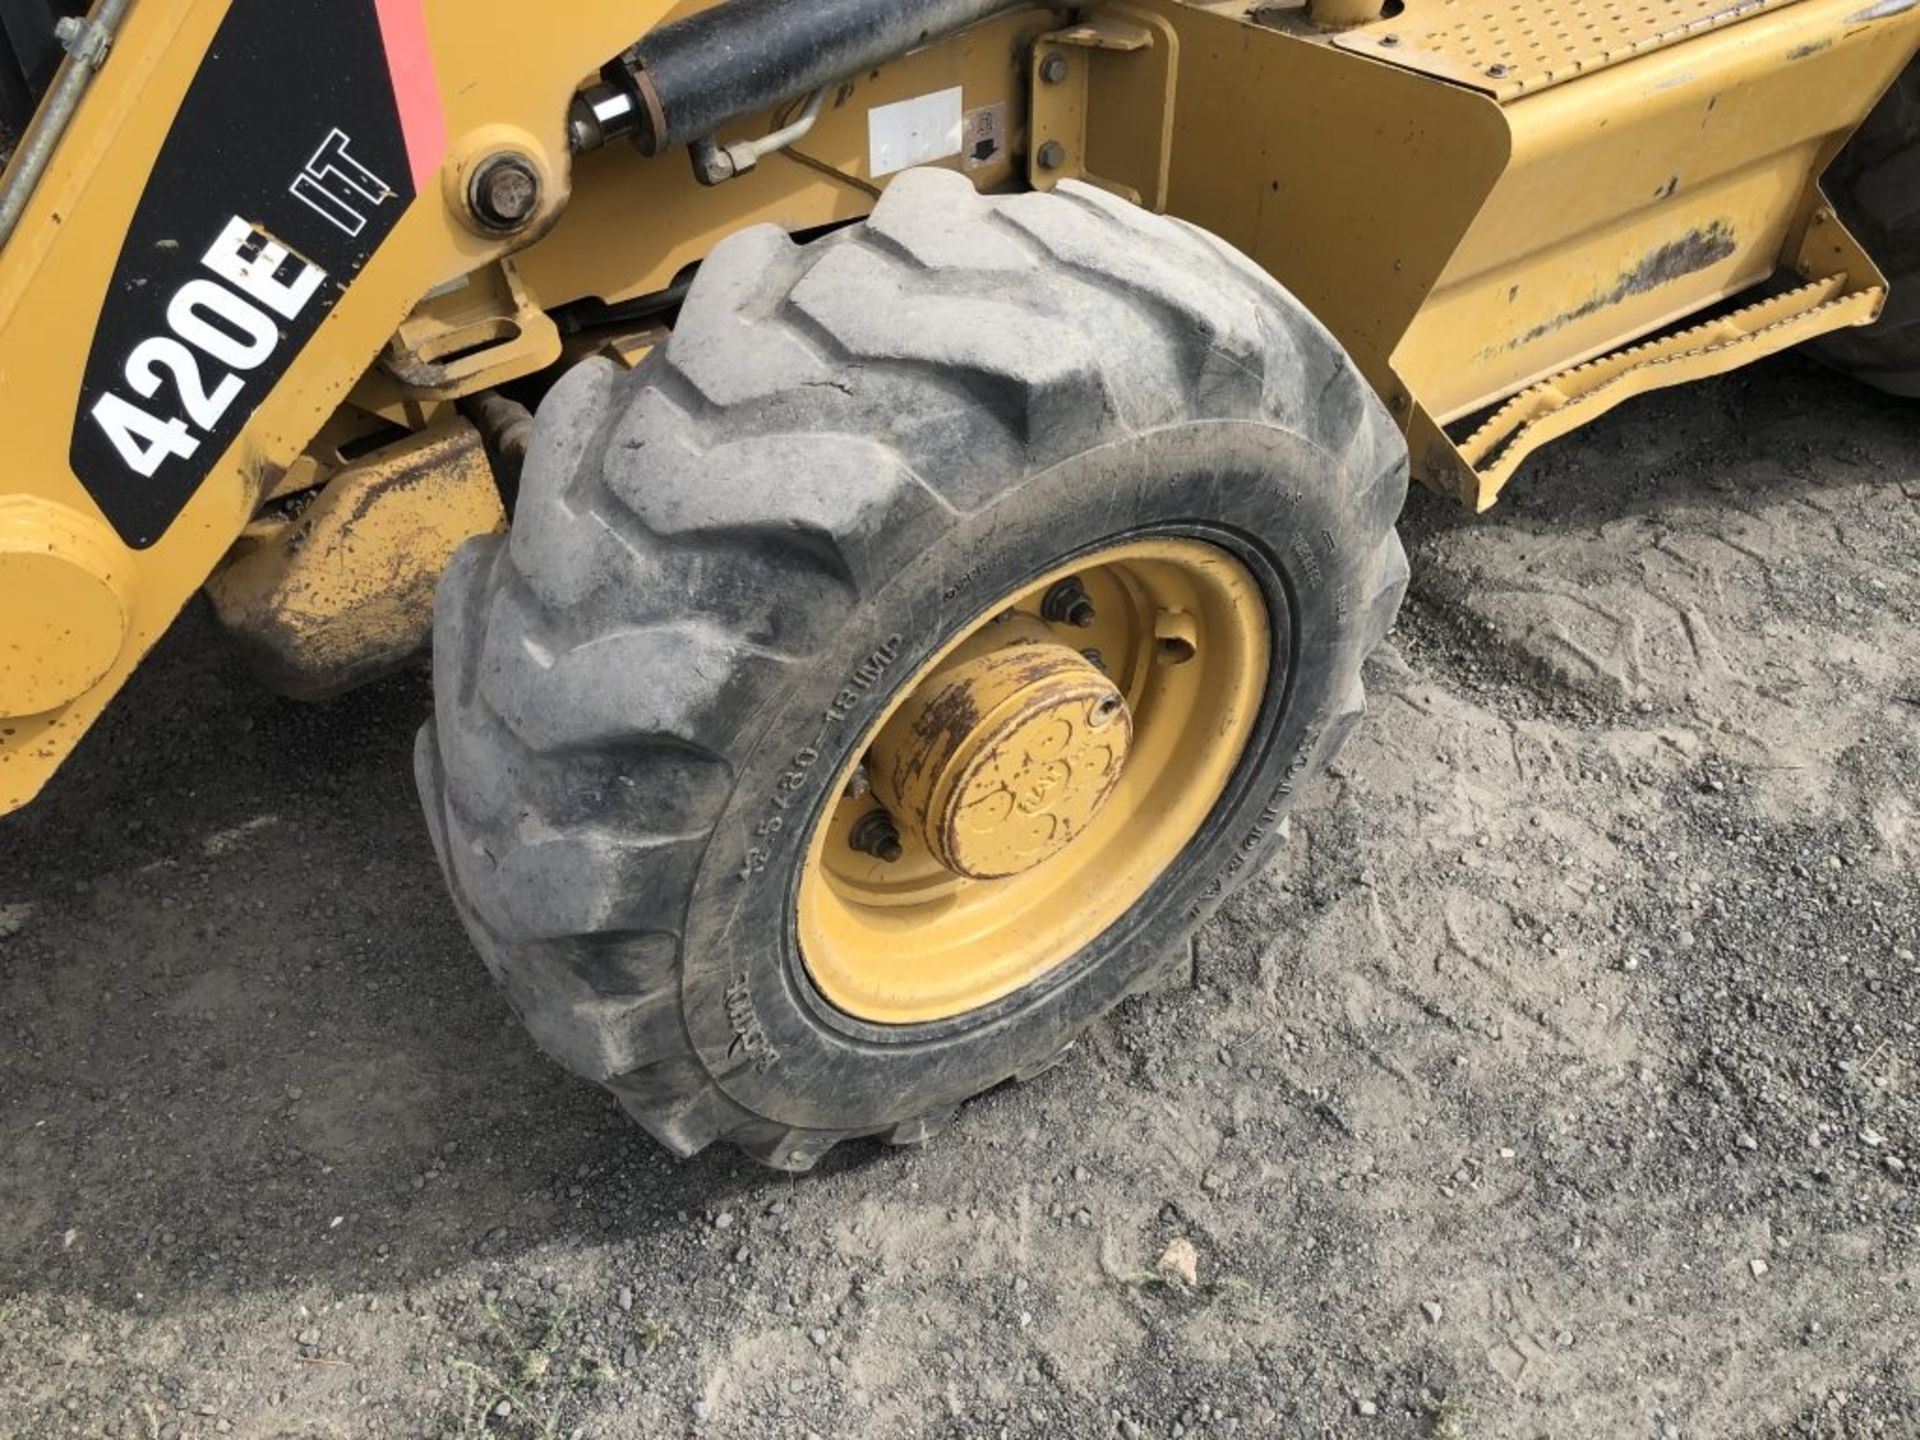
left=675, top=421, right=1380, bottom=1133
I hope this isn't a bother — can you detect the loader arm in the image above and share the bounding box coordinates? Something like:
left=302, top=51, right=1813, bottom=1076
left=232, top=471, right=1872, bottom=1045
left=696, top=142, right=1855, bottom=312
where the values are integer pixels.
left=0, top=0, right=683, bottom=811
left=0, top=0, right=1061, bottom=813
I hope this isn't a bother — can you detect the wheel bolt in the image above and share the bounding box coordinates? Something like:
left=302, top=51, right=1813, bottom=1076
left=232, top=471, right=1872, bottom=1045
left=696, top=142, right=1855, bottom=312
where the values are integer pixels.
left=849, top=809, right=904, bottom=864
left=1042, top=576, right=1097, bottom=629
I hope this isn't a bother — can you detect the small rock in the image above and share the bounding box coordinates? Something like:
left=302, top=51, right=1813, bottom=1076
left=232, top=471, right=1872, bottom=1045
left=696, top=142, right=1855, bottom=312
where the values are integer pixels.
left=1356, top=1399, right=1378, bottom=1417
left=1157, top=1237, right=1200, bottom=1288
left=493, top=1400, right=513, bottom=1419
left=714, top=1211, right=736, bottom=1231
left=1885, top=1155, right=1907, bottom=1177
left=1421, top=1300, right=1443, bottom=1325
left=1750, top=1258, right=1770, bottom=1279
left=295, top=1328, right=319, bottom=1346
left=1119, top=1420, right=1143, bottom=1440
left=617, top=1286, right=634, bottom=1312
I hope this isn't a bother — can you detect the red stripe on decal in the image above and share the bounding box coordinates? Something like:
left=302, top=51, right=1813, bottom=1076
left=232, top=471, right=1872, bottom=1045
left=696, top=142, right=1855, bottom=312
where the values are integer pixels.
left=374, top=0, right=446, bottom=192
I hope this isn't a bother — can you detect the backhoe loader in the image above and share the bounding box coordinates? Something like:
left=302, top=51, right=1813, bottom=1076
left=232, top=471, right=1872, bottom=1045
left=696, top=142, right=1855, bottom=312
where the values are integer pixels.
left=1, top=0, right=1914, bottom=1169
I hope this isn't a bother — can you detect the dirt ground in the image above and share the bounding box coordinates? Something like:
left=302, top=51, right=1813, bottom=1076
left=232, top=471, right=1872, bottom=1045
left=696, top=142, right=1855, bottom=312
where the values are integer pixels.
left=2, top=352, right=1917, bottom=1440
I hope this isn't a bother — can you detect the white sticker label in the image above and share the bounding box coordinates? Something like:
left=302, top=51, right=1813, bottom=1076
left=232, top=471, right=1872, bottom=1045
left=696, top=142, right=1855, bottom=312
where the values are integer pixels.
left=868, top=87, right=965, bottom=178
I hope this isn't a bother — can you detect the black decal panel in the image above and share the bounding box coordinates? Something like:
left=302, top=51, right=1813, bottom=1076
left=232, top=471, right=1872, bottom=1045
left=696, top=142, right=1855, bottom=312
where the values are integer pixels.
left=71, top=0, right=413, bottom=549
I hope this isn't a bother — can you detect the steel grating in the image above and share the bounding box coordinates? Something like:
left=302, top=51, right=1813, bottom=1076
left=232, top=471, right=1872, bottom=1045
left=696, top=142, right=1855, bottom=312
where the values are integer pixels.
left=1331, top=0, right=1806, bottom=99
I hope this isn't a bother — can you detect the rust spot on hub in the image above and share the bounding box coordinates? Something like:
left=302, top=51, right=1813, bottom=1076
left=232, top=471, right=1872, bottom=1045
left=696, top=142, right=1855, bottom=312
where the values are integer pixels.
left=870, top=629, right=1133, bottom=881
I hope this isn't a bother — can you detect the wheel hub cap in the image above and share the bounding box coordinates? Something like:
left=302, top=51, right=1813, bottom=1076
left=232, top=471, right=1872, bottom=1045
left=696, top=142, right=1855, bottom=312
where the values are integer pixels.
left=797, top=538, right=1272, bottom=1027
left=870, top=621, right=1133, bottom=880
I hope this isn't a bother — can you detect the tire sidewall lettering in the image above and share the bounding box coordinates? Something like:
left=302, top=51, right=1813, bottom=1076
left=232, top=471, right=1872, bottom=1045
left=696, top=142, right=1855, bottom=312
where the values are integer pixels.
left=681, top=422, right=1379, bottom=1131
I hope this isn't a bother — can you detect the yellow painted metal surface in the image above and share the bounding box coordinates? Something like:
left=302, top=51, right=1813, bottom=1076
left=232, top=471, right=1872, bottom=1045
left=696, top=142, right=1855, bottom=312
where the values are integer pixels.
left=1045, top=3, right=1516, bottom=404
left=1306, top=0, right=1394, bottom=28
left=0, top=497, right=134, bottom=719
left=798, top=539, right=1268, bottom=1027
left=1331, top=0, right=1805, bottom=99
left=1400, top=3, right=1909, bottom=416
left=1045, top=0, right=1917, bottom=509
left=1, top=0, right=1915, bottom=813
left=1393, top=0, right=1914, bottom=504
left=0, top=0, right=682, bottom=808
left=868, top=620, right=1134, bottom=882
left=0, top=0, right=1055, bottom=812
left=515, top=9, right=1058, bottom=313
left=203, top=418, right=505, bottom=700
left=1435, top=274, right=1887, bottom=505
left=1026, top=10, right=1180, bottom=209
left=382, top=260, right=562, bottom=403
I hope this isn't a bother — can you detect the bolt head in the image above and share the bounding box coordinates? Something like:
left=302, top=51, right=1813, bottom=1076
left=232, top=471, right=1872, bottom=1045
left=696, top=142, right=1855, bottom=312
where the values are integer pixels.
left=1042, top=576, right=1096, bottom=627
left=470, top=154, right=543, bottom=231
left=849, top=809, right=905, bottom=864
left=1040, top=52, right=1070, bottom=84
left=1036, top=140, right=1068, bottom=172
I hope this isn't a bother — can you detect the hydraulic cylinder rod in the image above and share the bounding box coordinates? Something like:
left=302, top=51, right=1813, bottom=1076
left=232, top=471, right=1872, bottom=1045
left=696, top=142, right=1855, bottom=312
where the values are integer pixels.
left=573, top=0, right=1036, bottom=155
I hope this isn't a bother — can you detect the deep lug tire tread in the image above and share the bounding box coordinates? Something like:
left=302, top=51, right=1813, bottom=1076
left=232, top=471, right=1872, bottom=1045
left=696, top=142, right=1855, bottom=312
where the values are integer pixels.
left=417, top=170, right=1409, bottom=1168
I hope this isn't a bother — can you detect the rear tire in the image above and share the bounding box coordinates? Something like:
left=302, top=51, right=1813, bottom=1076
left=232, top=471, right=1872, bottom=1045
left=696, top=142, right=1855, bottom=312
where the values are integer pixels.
left=1813, top=60, right=1920, bottom=394
left=416, top=169, right=1409, bottom=1170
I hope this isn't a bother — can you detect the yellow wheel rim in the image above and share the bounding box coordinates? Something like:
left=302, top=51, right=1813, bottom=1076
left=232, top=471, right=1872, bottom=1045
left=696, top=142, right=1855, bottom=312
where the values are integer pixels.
left=797, top=537, right=1271, bottom=1026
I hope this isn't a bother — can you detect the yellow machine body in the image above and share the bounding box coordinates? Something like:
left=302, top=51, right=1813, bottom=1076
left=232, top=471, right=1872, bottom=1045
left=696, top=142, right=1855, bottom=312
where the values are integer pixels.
left=1029, top=0, right=1914, bottom=507
left=0, top=0, right=1914, bottom=810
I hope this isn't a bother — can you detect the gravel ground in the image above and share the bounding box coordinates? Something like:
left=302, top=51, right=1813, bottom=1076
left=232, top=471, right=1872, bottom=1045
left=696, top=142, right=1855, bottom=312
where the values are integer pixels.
left=2, top=352, right=1917, bottom=1440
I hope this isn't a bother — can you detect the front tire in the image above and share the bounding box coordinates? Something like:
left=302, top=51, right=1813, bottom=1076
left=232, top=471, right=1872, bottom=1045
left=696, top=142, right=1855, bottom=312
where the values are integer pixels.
left=416, top=169, right=1408, bottom=1170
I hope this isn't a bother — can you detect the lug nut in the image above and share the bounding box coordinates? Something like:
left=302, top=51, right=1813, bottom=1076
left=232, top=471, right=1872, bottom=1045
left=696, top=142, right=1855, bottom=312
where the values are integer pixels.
left=849, top=809, right=904, bottom=864
left=1042, top=576, right=1097, bottom=629
left=469, top=152, right=543, bottom=232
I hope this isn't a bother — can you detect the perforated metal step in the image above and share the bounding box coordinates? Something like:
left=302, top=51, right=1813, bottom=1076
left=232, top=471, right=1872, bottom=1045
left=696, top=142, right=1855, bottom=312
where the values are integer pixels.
left=1332, top=0, right=1805, bottom=100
